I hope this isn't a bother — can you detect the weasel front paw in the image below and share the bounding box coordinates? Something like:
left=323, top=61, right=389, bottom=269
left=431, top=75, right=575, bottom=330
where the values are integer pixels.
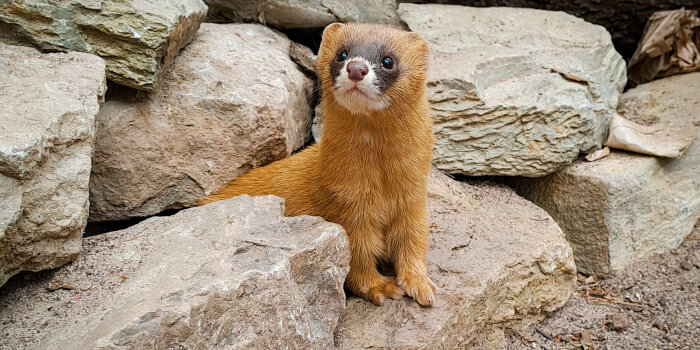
left=397, top=273, right=437, bottom=307
left=361, top=277, right=405, bottom=306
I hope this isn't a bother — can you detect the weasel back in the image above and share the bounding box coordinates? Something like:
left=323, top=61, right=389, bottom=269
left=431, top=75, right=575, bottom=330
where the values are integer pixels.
left=197, top=144, right=320, bottom=217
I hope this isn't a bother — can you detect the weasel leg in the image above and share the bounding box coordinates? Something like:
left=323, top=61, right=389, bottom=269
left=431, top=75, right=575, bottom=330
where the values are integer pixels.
left=387, top=202, right=436, bottom=307
left=345, top=224, right=404, bottom=305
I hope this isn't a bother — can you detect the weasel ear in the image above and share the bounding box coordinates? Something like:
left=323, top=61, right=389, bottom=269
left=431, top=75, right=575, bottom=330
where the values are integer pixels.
left=322, top=22, right=344, bottom=41
left=406, top=32, right=429, bottom=53
left=318, top=23, right=344, bottom=72
left=406, top=32, right=430, bottom=64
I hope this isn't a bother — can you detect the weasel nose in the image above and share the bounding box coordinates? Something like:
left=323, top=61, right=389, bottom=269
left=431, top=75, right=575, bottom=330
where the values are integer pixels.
left=347, top=61, right=368, bottom=81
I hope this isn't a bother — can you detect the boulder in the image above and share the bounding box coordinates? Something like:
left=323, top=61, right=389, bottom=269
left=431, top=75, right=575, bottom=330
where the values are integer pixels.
left=0, top=44, right=106, bottom=286
left=398, top=4, right=627, bottom=177
left=205, top=0, right=402, bottom=28
left=0, top=195, right=349, bottom=348
left=335, top=170, right=577, bottom=349
left=89, top=23, right=314, bottom=222
left=512, top=72, right=700, bottom=276
left=0, top=0, right=208, bottom=91
left=401, top=0, right=691, bottom=59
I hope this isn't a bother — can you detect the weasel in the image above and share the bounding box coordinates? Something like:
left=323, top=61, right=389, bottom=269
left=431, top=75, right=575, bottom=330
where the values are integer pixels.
left=198, top=23, right=436, bottom=306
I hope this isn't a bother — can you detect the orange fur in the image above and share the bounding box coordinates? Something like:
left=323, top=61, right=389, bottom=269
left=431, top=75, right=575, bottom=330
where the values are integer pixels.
left=198, top=23, right=436, bottom=306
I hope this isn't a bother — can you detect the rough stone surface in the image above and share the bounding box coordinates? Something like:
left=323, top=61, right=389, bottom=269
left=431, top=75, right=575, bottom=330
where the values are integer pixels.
left=0, top=195, right=350, bottom=349
left=402, top=0, right=695, bottom=59
left=0, top=43, right=106, bottom=286
left=312, top=104, right=324, bottom=142
left=0, top=0, right=208, bottom=90
left=512, top=72, right=700, bottom=276
left=289, top=41, right=318, bottom=78
left=335, top=170, right=577, bottom=349
left=89, top=23, right=314, bottom=222
left=205, top=0, right=402, bottom=28
left=399, top=4, right=627, bottom=177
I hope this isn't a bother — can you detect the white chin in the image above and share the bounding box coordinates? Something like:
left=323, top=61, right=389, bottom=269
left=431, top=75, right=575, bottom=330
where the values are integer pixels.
left=333, top=89, right=388, bottom=115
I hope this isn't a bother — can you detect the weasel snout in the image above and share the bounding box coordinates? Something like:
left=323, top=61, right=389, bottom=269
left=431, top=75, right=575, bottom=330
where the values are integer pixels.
left=347, top=61, right=368, bottom=81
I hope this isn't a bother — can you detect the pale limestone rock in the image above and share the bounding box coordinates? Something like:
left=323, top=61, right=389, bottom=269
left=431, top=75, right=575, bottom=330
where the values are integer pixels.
left=512, top=72, right=700, bottom=275
left=0, top=0, right=208, bottom=90
left=312, top=104, right=324, bottom=142
left=289, top=41, right=318, bottom=77
left=0, top=195, right=349, bottom=349
left=335, top=170, right=577, bottom=349
left=0, top=43, right=106, bottom=285
left=89, top=23, right=314, bottom=222
left=398, top=4, right=627, bottom=177
left=205, top=0, right=402, bottom=28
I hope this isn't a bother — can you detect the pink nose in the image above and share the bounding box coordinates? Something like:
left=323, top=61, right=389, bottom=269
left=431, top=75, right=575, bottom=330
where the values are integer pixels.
left=347, top=61, right=368, bottom=81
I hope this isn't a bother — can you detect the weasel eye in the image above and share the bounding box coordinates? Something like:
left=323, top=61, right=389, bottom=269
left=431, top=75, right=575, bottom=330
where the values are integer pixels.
left=381, top=57, right=394, bottom=69
left=336, top=50, right=347, bottom=62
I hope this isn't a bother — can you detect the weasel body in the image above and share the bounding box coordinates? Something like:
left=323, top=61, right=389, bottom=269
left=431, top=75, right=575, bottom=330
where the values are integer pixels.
left=199, top=23, right=435, bottom=306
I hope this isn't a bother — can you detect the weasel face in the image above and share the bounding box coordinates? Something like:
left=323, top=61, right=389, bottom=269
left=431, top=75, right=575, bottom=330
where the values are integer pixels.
left=330, top=44, right=397, bottom=114
left=317, top=23, right=430, bottom=116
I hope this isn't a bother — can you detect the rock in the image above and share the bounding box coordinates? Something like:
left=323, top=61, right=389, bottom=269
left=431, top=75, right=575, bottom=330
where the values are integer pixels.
left=0, top=0, right=208, bottom=90
left=511, top=72, right=700, bottom=276
left=288, top=42, right=321, bottom=142
left=536, top=327, right=554, bottom=340
left=604, top=313, right=630, bottom=332
left=205, top=0, right=402, bottom=29
left=398, top=4, right=627, bottom=177
left=89, top=23, right=314, bottom=222
left=402, top=0, right=690, bottom=59
left=335, top=170, right=577, bottom=349
left=0, top=44, right=106, bottom=286
left=0, top=195, right=350, bottom=349
left=312, top=104, right=324, bottom=142
left=289, top=42, right=318, bottom=78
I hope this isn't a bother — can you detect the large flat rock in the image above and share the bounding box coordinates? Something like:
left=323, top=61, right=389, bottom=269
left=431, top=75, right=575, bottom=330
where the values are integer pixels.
left=89, top=23, right=314, bottom=222
left=0, top=0, right=207, bottom=90
left=398, top=4, right=626, bottom=177
left=205, top=0, right=402, bottom=28
left=512, top=72, right=700, bottom=276
left=0, top=196, right=350, bottom=349
left=335, top=170, right=577, bottom=349
left=0, top=43, right=106, bottom=286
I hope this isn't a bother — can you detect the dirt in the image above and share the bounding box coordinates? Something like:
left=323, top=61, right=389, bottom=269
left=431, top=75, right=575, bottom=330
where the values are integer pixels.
left=0, top=228, right=153, bottom=347
left=505, top=221, right=700, bottom=350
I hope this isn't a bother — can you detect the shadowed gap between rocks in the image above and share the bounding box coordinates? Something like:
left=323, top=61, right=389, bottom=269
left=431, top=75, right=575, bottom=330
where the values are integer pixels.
left=83, top=208, right=181, bottom=237
left=280, top=27, right=324, bottom=54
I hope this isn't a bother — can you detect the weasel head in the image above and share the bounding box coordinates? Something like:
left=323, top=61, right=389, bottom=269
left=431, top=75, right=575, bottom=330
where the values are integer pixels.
left=317, top=23, right=430, bottom=116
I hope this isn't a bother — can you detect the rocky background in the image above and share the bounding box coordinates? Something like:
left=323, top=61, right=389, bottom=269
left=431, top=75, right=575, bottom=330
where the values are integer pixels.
left=0, top=1, right=698, bottom=349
